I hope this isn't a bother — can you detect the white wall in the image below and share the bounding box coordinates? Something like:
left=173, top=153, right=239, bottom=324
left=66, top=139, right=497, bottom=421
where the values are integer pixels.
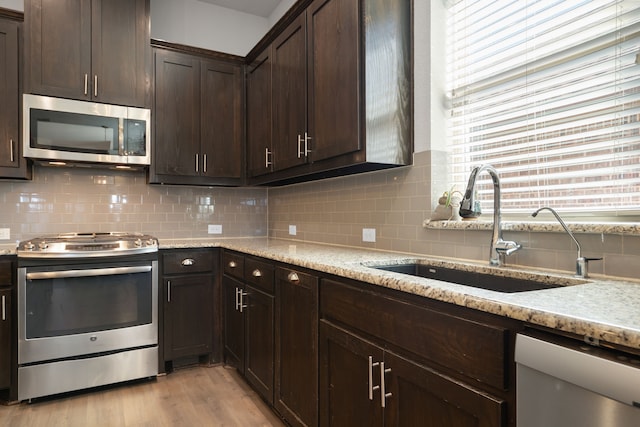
left=150, top=0, right=270, bottom=55
left=0, top=0, right=285, bottom=56
left=0, top=0, right=22, bottom=11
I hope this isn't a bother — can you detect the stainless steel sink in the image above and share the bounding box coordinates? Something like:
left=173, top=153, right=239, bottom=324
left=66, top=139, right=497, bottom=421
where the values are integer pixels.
left=369, top=262, right=576, bottom=293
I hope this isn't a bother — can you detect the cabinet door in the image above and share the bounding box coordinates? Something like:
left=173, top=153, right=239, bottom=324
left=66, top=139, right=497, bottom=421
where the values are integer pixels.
left=383, top=351, right=506, bottom=427
left=0, top=288, right=10, bottom=390
left=200, top=59, right=243, bottom=179
left=247, top=47, right=273, bottom=178
left=164, top=274, right=213, bottom=360
left=153, top=50, right=200, bottom=178
left=91, top=0, right=150, bottom=107
left=275, top=268, right=318, bottom=427
left=319, top=321, right=383, bottom=427
left=307, top=0, right=361, bottom=162
left=244, top=285, right=274, bottom=404
left=25, top=0, right=91, bottom=100
left=222, top=275, right=244, bottom=372
left=272, top=13, right=308, bottom=172
left=0, top=17, right=27, bottom=178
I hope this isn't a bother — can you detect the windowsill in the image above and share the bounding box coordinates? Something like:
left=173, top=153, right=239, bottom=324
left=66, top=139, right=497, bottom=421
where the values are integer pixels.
left=422, top=219, right=640, bottom=235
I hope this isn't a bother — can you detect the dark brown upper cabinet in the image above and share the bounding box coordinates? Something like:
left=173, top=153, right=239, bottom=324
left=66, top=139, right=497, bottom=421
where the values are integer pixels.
left=246, top=47, right=273, bottom=179
left=151, top=46, right=244, bottom=186
left=0, top=12, right=31, bottom=179
left=247, top=0, right=412, bottom=185
left=24, top=0, right=150, bottom=108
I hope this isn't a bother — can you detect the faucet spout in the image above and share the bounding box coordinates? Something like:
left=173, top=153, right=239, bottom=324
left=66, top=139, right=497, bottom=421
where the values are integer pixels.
left=531, top=206, right=601, bottom=278
left=460, top=164, right=520, bottom=266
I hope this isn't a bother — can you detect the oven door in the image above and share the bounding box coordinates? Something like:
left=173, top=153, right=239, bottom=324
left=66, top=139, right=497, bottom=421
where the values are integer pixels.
left=17, top=260, right=158, bottom=365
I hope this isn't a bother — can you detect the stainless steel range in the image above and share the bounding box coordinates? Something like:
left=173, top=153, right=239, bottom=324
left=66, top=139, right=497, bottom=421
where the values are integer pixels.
left=16, top=232, right=159, bottom=401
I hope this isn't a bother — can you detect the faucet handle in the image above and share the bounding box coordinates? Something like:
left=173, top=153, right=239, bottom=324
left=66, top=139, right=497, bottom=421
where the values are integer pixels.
left=576, top=257, right=602, bottom=279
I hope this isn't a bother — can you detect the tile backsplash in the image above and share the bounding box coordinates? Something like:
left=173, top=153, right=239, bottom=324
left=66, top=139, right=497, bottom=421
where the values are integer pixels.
left=268, top=151, right=640, bottom=280
left=1, top=155, right=638, bottom=281
left=0, top=166, right=267, bottom=242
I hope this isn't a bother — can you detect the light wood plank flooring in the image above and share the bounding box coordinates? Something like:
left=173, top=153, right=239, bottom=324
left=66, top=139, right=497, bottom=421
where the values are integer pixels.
left=0, top=365, right=285, bottom=426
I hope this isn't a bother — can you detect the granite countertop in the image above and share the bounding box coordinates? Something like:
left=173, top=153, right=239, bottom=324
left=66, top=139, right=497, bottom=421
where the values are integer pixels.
left=160, top=237, right=640, bottom=352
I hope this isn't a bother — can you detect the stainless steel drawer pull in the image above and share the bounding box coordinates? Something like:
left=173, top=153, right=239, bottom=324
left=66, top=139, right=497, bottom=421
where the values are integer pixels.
left=94, top=75, right=98, bottom=97
left=228, top=261, right=237, bottom=268
left=203, top=154, right=207, bottom=173
left=287, top=272, right=300, bottom=283
left=84, top=74, right=88, bottom=95
left=10, top=139, right=15, bottom=162
left=368, top=356, right=380, bottom=400
left=167, top=281, right=171, bottom=302
left=252, top=269, right=262, bottom=278
left=195, top=154, right=199, bottom=172
left=1, top=295, right=5, bottom=321
left=181, top=258, right=195, bottom=266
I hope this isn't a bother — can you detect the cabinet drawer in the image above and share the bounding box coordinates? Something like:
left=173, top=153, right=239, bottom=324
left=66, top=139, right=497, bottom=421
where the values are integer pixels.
left=163, top=250, right=214, bottom=275
left=244, top=257, right=274, bottom=294
left=320, top=279, right=509, bottom=390
left=223, top=252, right=245, bottom=279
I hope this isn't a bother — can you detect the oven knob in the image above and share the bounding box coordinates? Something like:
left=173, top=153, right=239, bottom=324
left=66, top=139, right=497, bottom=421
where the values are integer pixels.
left=135, top=238, right=143, bottom=247
left=146, top=239, right=155, bottom=247
left=23, top=241, right=35, bottom=250
left=38, top=241, right=48, bottom=250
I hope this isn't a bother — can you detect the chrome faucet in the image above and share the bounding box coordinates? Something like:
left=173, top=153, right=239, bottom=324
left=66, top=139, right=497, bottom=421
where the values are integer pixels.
left=460, top=164, right=521, bottom=266
left=531, top=207, right=601, bottom=278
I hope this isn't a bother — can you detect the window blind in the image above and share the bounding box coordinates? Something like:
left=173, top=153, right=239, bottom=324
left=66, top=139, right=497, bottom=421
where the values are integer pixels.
left=447, top=0, right=640, bottom=216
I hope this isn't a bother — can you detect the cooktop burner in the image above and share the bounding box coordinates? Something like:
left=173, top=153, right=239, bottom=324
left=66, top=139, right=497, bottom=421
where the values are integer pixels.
left=17, top=232, right=158, bottom=258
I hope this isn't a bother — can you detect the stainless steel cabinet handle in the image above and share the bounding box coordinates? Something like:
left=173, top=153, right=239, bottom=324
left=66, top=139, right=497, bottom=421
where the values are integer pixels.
left=167, top=281, right=171, bottom=302
left=297, top=134, right=303, bottom=158
left=287, top=272, right=300, bottom=283
left=228, top=261, right=237, bottom=268
left=265, top=148, right=272, bottom=168
left=84, top=74, right=88, bottom=95
left=10, top=139, right=15, bottom=162
left=252, top=269, right=262, bottom=278
left=203, top=154, right=207, bottom=173
left=236, top=287, right=248, bottom=312
left=1, top=295, right=5, bottom=321
left=94, top=75, right=98, bottom=97
left=195, top=154, right=199, bottom=172
left=380, top=362, right=392, bottom=408
left=304, top=132, right=312, bottom=156
left=369, top=356, right=380, bottom=400
left=181, top=258, right=195, bottom=266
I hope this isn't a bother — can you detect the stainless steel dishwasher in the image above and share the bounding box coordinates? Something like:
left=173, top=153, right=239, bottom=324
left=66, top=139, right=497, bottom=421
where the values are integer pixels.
left=516, top=331, right=640, bottom=426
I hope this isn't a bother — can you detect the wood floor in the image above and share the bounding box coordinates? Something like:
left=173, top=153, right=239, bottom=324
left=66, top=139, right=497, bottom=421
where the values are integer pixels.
left=0, top=365, right=285, bottom=426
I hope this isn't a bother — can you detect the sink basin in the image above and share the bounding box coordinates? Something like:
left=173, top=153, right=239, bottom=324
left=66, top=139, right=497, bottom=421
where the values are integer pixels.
left=369, top=263, right=571, bottom=293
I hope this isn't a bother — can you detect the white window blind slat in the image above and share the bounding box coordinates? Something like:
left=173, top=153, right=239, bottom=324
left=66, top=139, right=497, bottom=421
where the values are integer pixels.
left=447, top=0, right=640, bottom=215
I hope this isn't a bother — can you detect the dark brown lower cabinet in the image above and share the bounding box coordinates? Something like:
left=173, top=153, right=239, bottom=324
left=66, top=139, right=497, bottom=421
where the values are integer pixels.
left=320, top=321, right=504, bottom=426
left=222, top=274, right=245, bottom=371
left=275, top=267, right=319, bottom=427
left=0, top=288, right=11, bottom=390
left=222, top=251, right=275, bottom=404
left=162, top=249, right=217, bottom=365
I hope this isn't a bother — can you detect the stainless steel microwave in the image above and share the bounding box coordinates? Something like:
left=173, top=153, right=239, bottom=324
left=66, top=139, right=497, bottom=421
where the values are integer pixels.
left=23, top=94, right=151, bottom=166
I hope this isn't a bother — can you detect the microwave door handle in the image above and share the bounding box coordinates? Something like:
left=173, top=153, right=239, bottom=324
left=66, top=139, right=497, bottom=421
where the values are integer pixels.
left=26, top=266, right=152, bottom=280
left=119, top=117, right=125, bottom=156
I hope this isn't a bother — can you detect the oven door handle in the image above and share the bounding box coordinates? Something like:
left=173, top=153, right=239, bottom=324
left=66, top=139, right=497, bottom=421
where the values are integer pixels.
left=26, top=266, right=152, bottom=280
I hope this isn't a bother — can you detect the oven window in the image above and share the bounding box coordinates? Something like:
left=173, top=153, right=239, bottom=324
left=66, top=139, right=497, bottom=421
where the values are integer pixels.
left=25, top=267, right=152, bottom=338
